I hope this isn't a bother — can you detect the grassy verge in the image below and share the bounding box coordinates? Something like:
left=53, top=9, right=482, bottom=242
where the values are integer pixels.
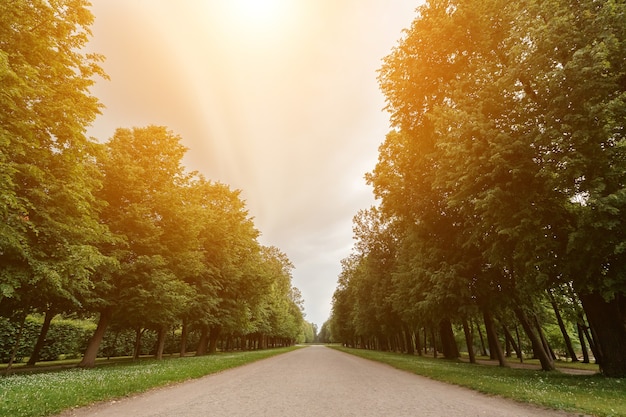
left=0, top=347, right=298, bottom=417
left=459, top=353, right=601, bottom=372
left=332, top=346, right=625, bottom=417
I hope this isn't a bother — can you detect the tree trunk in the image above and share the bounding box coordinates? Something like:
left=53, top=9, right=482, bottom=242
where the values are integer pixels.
left=515, top=324, right=524, bottom=363
left=396, top=332, right=404, bottom=353
left=403, top=323, right=414, bottom=355
left=513, top=307, right=554, bottom=371
left=483, top=313, right=495, bottom=360
left=579, top=291, right=626, bottom=377
left=27, top=307, right=57, bottom=366
left=580, top=319, right=600, bottom=364
left=533, top=314, right=556, bottom=360
left=430, top=328, right=437, bottom=358
left=577, top=322, right=590, bottom=363
left=502, top=326, right=522, bottom=360
left=548, top=290, right=578, bottom=362
left=473, top=318, right=488, bottom=357
left=79, top=308, right=112, bottom=368
left=380, top=335, right=388, bottom=352
left=503, top=326, right=512, bottom=357
left=414, top=327, right=422, bottom=356
left=439, top=318, right=459, bottom=359
left=208, top=326, right=221, bottom=354
left=179, top=319, right=188, bottom=357
left=482, top=309, right=507, bottom=367
left=196, top=325, right=209, bottom=356
left=155, top=326, right=167, bottom=360
left=133, top=327, right=144, bottom=360
left=462, top=317, right=476, bottom=364
left=5, top=315, right=27, bottom=375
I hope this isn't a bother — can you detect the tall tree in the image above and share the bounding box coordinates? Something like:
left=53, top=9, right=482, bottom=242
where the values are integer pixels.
left=79, top=126, right=193, bottom=367
left=0, top=0, right=110, bottom=327
left=537, top=0, right=626, bottom=377
left=376, top=0, right=626, bottom=375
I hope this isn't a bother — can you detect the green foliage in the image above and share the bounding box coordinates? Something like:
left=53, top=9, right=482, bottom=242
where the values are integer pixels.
left=299, top=321, right=316, bottom=343
left=0, top=0, right=306, bottom=366
left=252, top=246, right=304, bottom=343
left=0, top=317, right=95, bottom=363
left=315, top=320, right=331, bottom=343
left=333, top=0, right=626, bottom=376
left=36, top=319, right=94, bottom=361
left=0, top=0, right=112, bottom=319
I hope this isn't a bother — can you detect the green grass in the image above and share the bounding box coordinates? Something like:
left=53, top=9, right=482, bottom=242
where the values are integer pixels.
left=0, top=347, right=298, bottom=417
left=458, top=352, right=601, bottom=372
left=333, top=347, right=625, bottom=417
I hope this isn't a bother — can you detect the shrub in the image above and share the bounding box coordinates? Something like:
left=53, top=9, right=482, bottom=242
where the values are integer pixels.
left=0, top=316, right=96, bottom=363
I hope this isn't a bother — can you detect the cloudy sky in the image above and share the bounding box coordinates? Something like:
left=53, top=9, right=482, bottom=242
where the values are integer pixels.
left=86, top=0, right=423, bottom=327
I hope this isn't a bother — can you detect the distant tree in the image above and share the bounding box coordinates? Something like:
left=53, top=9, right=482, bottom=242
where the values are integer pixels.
left=256, top=246, right=304, bottom=347
left=317, top=320, right=333, bottom=343
left=191, top=183, right=264, bottom=355
left=330, top=255, right=360, bottom=347
left=298, top=322, right=314, bottom=343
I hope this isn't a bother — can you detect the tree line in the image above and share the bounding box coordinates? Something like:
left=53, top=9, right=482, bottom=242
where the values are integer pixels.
left=329, top=0, right=626, bottom=377
left=0, top=1, right=308, bottom=369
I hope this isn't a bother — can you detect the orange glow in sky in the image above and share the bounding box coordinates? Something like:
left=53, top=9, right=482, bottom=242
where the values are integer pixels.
left=218, top=0, right=297, bottom=30
left=87, top=0, right=423, bottom=326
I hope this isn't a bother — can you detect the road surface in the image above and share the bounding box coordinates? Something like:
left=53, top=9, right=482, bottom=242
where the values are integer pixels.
left=56, top=346, right=580, bottom=417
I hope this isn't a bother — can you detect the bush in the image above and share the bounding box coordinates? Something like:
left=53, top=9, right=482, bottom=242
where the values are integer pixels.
left=0, top=317, right=205, bottom=363
left=0, top=317, right=39, bottom=363
left=38, top=319, right=96, bottom=361
left=0, top=316, right=95, bottom=363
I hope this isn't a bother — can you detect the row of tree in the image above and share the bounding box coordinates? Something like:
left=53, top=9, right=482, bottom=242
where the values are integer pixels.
left=329, top=0, right=626, bottom=377
left=0, top=1, right=306, bottom=368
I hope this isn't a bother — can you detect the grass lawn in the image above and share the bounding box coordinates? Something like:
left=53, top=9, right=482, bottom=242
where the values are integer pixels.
left=333, top=346, right=625, bottom=417
left=464, top=353, right=601, bottom=372
left=0, top=347, right=298, bottom=417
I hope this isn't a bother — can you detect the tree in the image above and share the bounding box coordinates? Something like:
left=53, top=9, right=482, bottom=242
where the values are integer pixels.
left=300, top=321, right=317, bottom=343
left=254, top=246, right=303, bottom=347
left=317, top=320, right=333, bottom=343
left=330, top=256, right=358, bottom=347
left=0, top=0, right=111, bottom=365
left=352, top=207, right=405, bottom=351
left=536, top=0, right=626, bottom=377
left=376, top=0, right=626, bottom=375
left=191, top=182, right=263, bottom=355
left=79, top=126, right=194, bottom=367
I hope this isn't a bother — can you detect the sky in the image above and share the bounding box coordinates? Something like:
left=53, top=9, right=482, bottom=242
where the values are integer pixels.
left=86, top=0, right=423, bottom=327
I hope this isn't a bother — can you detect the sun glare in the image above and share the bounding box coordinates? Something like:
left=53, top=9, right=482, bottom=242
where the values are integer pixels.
left=219, top=0, right=296, bottom=35
left=234, top=0, right=283, bottom=22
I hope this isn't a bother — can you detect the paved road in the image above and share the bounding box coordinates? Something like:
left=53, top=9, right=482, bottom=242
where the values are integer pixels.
left=57, top=346, right=579, bottom=417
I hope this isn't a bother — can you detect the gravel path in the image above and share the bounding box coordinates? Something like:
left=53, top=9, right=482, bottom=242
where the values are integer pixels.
left=56, top=346, right=581, bottom=417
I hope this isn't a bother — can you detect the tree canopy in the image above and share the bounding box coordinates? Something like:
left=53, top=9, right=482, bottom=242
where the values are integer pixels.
left=0, top=1, right=306, bottom=368
left=332, top=0, right=626, bottom=377
left=0, top=0, right=110, bottom=318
